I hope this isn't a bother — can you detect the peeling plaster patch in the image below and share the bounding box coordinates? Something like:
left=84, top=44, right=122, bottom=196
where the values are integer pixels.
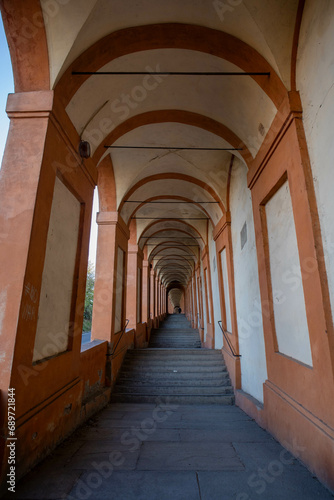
left=47, top=423, right=55, bottom=432
left=0, top=287, right=8, bottom=340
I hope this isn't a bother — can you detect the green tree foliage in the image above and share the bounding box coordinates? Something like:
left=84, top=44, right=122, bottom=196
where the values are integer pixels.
left=83, top=261, right=95, bottom=332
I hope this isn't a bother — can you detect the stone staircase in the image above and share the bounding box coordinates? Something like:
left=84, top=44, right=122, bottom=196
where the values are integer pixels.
left=149, top=314, right=202, bottom=348
left=111, top=315, right=235, bottom=404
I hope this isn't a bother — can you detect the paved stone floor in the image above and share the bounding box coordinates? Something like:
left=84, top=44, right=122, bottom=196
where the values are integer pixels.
left=6, top=402, right=334, bottom=500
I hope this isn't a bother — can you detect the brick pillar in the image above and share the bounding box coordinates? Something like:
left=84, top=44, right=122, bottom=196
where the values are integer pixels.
left=150, top=270, right=155, bottom=320
left=0, top=90, right=97, bottom=485
left=142, top=260, right=149, bottom=323
left=92, top=212, right=129, bottom=342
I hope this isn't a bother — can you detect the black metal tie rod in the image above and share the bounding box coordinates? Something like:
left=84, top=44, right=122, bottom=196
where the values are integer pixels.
left=104, top=145, right=242, bottom=151
left=133, top=217, right=208, bottom=220
left=73, top=71, right=270, bottom=76
left=124, top=200, right=219, bottom=204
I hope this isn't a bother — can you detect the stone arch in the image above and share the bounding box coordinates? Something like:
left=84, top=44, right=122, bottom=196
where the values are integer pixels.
left=56, top=23, right=287, bottom=108
left=0, top=0, right=50, bottom=92
left=93, top=110, right=253, bottom=167
left=127, top=195, right=213, bottom=226
left=97, top=155, right=117, bottom=212
left=119, top=173, right=225, bottom=213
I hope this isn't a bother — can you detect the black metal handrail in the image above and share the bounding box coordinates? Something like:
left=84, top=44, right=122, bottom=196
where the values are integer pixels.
left=110, top=319, right=130, bottom=358
left=218, top=320, right=241, bottom=358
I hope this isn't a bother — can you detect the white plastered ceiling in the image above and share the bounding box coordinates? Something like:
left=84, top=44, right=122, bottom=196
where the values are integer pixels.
left=139, top=223, right=204, bottom=251
left=106, top=123, right=235, bottom=208
left=122, top=187, right=221, bottom=223
left=40, top=0, right=299, bottom=287
left=67, top=50, right=277, bottom=158
left=42, top=0, right=298, bottom=89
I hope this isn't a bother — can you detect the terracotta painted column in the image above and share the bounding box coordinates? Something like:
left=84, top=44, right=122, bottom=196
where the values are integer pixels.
left=192, top=274, right=198, bottom=329
left=185, top=284, right=188, bottom=318
left=0, top=90, right=97, bottom=485
left=126, top=245, right=141, bottom=330
left=196, top=263, right=205, bottom=343
left=0, top=91, right=54, bottom=404
left=163, top=285, right=167, bottom=315
left=155, top=276, right=159, bottom=319
left=213, top=212, right=241, bottom=388
left=192, top=272, right=198, bottom=329
left=142, top=260, right=150, bottom=323
left=159, top=279, right=162, bottom=316
left=190, top=281, right=194, bottom=323
left=126, top=244, right=145, bottom=347
left=160, top=282, right=163, bottom=316
left=189, top=282, right=193, bottom=322
left=150, top=270, right=155, bottom=321
left=91, top=212, right=129, bottom=342
left=201, top=246, right=215, bottom=348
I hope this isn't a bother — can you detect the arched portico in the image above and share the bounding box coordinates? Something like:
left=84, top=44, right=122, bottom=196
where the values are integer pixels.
left=1, top=1, right=334, bottom=493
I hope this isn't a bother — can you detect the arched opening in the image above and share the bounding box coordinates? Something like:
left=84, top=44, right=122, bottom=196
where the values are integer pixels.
left=168, top=287, right=184, bottom=314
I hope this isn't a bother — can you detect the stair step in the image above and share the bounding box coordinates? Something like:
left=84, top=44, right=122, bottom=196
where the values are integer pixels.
left=111, top=394, right=235, bottom=405
left=127, top=349, right=222, bottom=355
left=122, top=359, right=224, bottom=366
left=113, top=385, right=234, bottom=395
left=149, top=344, right=201, bottom=348
left=126, top=354, right=224, bottom=359
left=121, top=364, right=225, bottom=371
left=118, top=372, right=229, bottom=382
left=125, top=357, right=224, bottom=362
left=119, top=366, right=226, bottom=374
left=110, top=315, right=234, bottom=406
left=116, top=378, right=231, bottom=387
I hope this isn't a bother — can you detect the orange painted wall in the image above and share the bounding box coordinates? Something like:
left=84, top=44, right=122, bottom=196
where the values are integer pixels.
left=0, top=91, right=109, bottom=489
left=201, top=246, right=215, bottom=348
left=236, top=92, right=334, bottom=491
left=213, top=213, right=241, bottom=389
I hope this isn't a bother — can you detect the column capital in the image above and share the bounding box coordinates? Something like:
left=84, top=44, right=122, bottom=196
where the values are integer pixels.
left=128, top=244, right=144, bottom=259
left=96, top=212, right=130, bottom=240
left=6, top=91, right=54, bottom=119
left=96, top=211, right=118, bottom=225
left=128, top=244, right=139, bottom=254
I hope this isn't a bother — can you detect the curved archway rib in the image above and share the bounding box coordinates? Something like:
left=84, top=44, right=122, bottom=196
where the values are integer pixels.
left=125, top=195, right=214, bottom=226
left=93, top=110, right=253, bottom=167
left=1, top=0, right=50, bottom=92
left=139, top=223, right=205, bottom=248
left=119, top=173, right=224, bottom=214
left=56, top=23, right=286, bottom=108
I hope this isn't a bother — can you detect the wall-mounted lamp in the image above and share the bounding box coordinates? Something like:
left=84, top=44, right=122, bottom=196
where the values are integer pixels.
left=79, top=140, right=91, bottom=159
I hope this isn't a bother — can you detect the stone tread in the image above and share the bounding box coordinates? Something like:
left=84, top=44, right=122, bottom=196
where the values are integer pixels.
left=112, top=315, right=235, bottom=405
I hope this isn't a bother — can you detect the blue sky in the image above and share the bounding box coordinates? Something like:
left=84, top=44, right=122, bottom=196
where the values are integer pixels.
left=0, top=14, right=14, bottom=165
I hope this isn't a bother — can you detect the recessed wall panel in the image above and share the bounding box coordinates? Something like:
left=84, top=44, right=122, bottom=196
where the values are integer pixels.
left=220, top=248, right=232, bottom=333
left=265, top=181, right=313, bottom=366
left=114, top=247, right=125, bottom=333
left=34, top=177, right=81, bottom=362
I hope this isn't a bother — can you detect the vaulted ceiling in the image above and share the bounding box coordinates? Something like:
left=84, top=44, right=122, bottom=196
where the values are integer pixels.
left=22, top=0, right=301, bottom=287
